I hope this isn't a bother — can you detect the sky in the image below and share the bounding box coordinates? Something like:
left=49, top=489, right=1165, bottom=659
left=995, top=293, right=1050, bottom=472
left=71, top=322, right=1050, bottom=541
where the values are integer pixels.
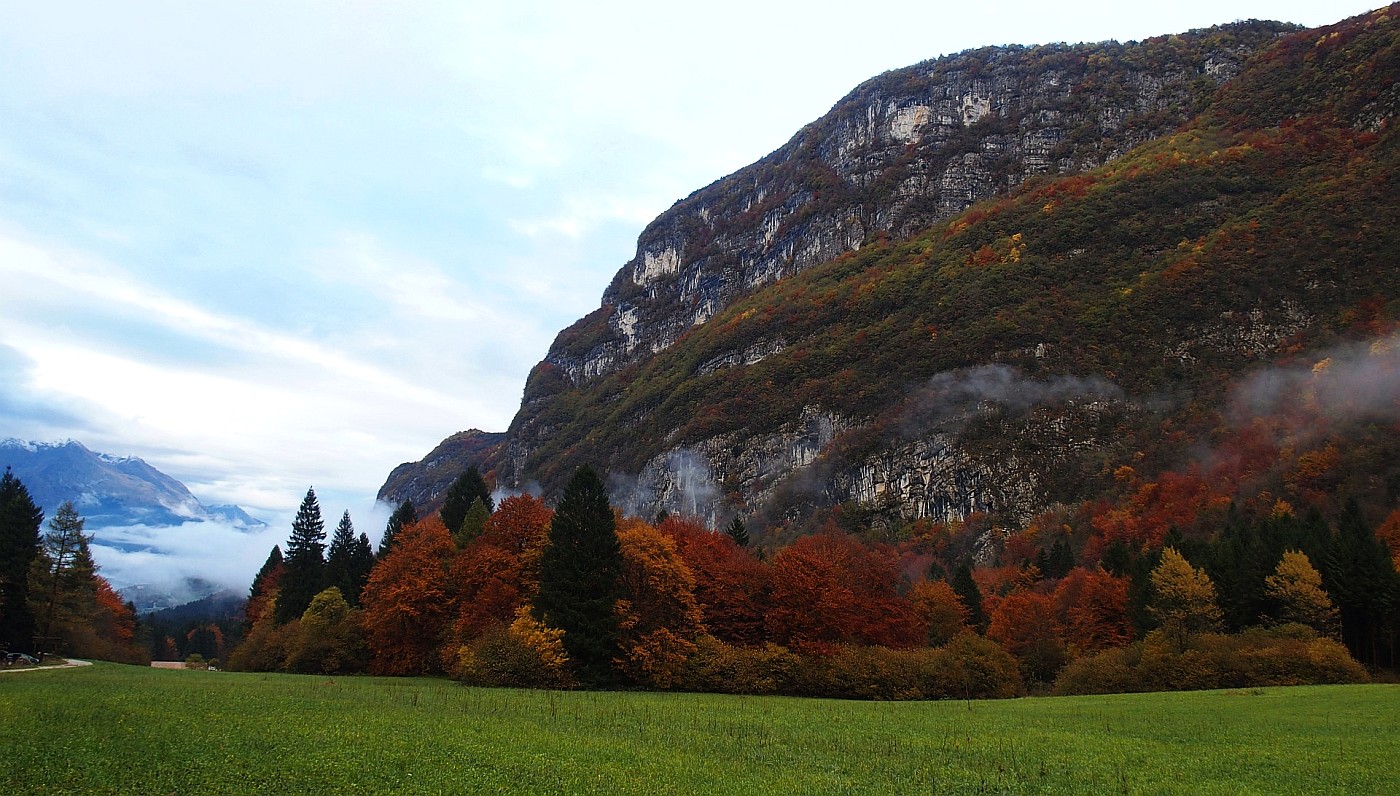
left=0, top=1, right=1386, bottom=588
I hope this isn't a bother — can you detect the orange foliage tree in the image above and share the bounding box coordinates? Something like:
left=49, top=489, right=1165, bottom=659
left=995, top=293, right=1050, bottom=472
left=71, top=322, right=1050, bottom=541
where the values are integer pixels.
left=766, top=530, right=924, bottom=652
left=1053, top=567, right=1133, bottom=653
left=359, top=517, right=455, bottom=675
left=987, top=589, right=1067, bottom=683
left=908, top=578, right=970, bottom=646
left=1376, top=508, right=1400, bottom=572
left=662, top=517, right=770, bottom=647
left=614, top=517, right=705, bottom=687
left=446, top=494, right=553, bottom=646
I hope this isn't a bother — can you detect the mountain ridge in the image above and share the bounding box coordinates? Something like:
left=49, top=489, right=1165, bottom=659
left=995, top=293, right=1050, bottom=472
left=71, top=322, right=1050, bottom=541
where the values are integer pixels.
left=383, top=7, right=1400, bottom=536
left=1, top=438, right=265, bottom=530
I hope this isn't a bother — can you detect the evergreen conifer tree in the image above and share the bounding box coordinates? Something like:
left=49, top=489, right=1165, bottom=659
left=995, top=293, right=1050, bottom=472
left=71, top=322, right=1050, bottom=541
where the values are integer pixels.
left=534, top=465, right=622, bottom=686
left=1324, top=498, right=1398, bottom=666
left=275, top=487, right=327, bottom=624
left=724, top=516, right=749, bottom=547
left=0, top=468, right=44, bottom=651
left=1045, top=536, right=1074, bottom=580
left=454, top=497, right=490, bottom=548
left=348, top=533, right=375, bottom=606
left=950, top=563, right=988, bottom=633
left=378, top=499, right=417, bottom=559
left=243, top=546, right=283, bottom=633
left=34, top=501, right=97, bottom=653
left=326, top=511, right=372, bottom=605
left=440, top=466, right=492, bottom=536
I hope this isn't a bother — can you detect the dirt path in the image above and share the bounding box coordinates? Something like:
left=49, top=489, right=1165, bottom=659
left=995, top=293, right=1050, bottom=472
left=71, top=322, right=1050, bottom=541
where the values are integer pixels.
left=0, top=658, right=91, bottom=674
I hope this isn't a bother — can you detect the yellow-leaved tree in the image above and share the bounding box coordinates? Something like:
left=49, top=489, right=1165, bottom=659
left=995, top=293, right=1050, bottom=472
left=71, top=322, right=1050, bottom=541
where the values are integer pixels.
left=1264, top=550, right=1339, bottom=636
left=1149, top=547, right=1222, bottom=652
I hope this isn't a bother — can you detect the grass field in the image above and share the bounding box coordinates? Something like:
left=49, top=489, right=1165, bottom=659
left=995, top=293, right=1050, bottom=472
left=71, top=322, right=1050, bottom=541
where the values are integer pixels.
left=1, top=663, right=1396, bottom=794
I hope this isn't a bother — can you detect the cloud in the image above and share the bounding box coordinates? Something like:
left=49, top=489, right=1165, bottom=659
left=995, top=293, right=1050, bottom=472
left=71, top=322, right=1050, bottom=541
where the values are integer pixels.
left=0, top=344, right=104, bottom=437
left=90, top=498, right=394, bottom=597
left=91, top=521, right=287, bottom=595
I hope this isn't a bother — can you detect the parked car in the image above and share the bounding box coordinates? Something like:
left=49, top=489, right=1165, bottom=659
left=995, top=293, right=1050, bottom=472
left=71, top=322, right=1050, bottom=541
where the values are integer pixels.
left=5, top=652, right=39, bottom=665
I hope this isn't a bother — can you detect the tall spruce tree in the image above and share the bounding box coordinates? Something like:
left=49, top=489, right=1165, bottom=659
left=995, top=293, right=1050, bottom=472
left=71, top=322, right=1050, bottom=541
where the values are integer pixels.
left=325, top=511, right=375, bottom=606
left=440, top=466, right=492, bottom=537
left=243, top=546, right=284, bottom=633
left=454, top=497, right=490, bottom=548
left=325, top=511, right=362, bottom=605
left=724, top=516, right=749, bottom=547
left=275, top=487, right=327, bottom=624
left=1324, top=498, right=1398, bottom=666
left=378, top=498, right=417, bottom=559
left=350, top=533, right=374, bottom=604
left=34, top=501, right=97, bottom=653
left=0, top=468, right=44, bottom=651
left=950, top=563, right=988, bottom=633
left=534, top=465, right=622, bottom=686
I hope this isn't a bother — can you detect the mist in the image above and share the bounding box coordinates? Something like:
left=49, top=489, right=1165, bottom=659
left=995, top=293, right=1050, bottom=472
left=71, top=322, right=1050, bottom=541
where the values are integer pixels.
left=89, top=497, right=394, bottom=604
left=608, top=447, right=722, bottom=525
left=898, top=364, right=1124, bottom=437
left=1232, top=333, right=1400, bottom=430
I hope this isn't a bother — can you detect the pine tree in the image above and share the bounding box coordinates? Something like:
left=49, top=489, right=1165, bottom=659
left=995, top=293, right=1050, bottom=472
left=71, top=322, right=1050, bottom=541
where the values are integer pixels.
left=275, top=487, right=327, bottom=625
left=349, top=533, right=375, bottom=606
left=0, top=468, right=44, bottom=652
left=1204, top=512, right=1272, bottom=632
left=326, top=511, right=371, bottom=606
left=34, top=501, right=97, bottom=653
left=243, top=546, right=283, bottom=633
left=378, top=499, right=417, bottom=559
left=950, top=563, right=988, bottom=633
left=440, top=466, right=492, bottom=537
left=454, top=497, right=490, bottom=548
left=534, top=465, right=622, bottom=686
left=1323, top=498, right=1398, bottom=666
left=1044, top=536, right=1074, bottom=580
left=724, top=516, right=749, bottom=547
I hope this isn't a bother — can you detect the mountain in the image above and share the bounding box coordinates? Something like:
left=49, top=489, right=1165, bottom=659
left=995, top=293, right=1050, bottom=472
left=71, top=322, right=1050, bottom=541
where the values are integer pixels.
left=0, top=439, right=265, bottom=530
left=376, top=429, right=506, bottom=515
left=384, top=7, right=1400, bottom=538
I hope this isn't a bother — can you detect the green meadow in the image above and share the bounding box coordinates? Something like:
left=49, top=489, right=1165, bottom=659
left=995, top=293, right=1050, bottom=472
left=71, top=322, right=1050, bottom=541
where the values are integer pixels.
left=1, top=663, right=1395, bottom=794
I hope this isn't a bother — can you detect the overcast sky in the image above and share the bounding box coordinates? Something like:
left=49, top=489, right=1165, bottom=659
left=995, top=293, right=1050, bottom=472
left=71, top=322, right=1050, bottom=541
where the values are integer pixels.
left=1, top=0, right=1384, bottom=542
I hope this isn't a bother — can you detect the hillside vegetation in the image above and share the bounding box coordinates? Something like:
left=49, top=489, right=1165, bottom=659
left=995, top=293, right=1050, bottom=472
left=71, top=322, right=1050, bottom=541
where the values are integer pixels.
left=505, top=6, right=1400, bottom=529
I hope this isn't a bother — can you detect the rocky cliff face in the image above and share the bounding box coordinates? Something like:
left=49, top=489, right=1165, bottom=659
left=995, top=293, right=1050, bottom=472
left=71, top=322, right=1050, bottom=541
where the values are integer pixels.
left=497, top=23, right=1293, bottom=513
left=388, top=9, right=1400, bottom=535
left=538, top=26, right=1288, bottom=390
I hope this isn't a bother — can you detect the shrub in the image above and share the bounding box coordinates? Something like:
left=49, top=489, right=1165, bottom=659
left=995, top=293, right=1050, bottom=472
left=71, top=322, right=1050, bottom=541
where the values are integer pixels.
left=677, top=636, right=801, bottom=695
left=454, top=610, right=574, bottom=690
left=1054, top=625, right=1368, bottom=695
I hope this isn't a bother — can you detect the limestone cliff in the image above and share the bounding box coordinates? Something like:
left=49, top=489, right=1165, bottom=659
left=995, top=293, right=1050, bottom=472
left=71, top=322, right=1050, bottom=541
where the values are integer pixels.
left=385, top=9, right=1400, bottom=538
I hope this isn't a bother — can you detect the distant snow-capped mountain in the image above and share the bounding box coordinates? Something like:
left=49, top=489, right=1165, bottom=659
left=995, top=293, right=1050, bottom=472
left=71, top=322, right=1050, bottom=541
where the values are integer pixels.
left=0, top=438, right=265, bottom=529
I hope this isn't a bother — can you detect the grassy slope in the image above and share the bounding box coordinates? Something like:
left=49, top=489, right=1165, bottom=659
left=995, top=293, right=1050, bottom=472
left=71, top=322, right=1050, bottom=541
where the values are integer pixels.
left=2, top=663, right=1395, bottom=794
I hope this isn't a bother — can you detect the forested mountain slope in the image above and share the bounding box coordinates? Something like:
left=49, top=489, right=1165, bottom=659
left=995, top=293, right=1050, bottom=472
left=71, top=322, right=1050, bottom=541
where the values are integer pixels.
left=387, top=7, right=1400, bottom=540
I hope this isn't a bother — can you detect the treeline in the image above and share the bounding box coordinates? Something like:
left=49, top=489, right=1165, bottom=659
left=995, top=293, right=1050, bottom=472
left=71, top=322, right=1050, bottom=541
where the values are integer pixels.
left=0, top=469, right=147, bottom=663
left=227, top=463, right=1394, bottom=698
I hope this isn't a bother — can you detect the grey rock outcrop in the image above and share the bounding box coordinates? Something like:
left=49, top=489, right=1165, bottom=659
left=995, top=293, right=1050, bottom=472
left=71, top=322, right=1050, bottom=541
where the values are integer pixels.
left=538, top=27, right=1287, bottom=389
